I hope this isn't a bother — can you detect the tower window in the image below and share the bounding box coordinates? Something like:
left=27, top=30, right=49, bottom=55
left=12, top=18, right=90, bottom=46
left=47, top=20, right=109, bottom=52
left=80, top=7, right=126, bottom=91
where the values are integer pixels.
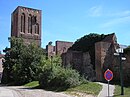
left=21, top=13, right=25, bottom=33
left=34, top=23, right=39, bottom=34
left=28, top=14, right=32, bottom=34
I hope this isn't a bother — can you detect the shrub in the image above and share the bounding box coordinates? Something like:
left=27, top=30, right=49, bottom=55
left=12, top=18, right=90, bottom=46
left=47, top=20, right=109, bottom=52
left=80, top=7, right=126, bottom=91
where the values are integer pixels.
left=39, top=64, right=81, bottom=89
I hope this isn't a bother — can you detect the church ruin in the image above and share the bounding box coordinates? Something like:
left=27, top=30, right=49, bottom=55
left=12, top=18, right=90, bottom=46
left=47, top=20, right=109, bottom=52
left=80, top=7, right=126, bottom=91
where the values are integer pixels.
left=10, top=6, right=130, bottom=83
left=11, top=6, right=42, bottom=46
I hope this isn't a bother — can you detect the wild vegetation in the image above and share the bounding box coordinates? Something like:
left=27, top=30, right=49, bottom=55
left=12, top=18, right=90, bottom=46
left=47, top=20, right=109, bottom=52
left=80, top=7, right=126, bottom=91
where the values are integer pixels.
left=39, top=60, right=84, bottom=90
left=2, top=37, right=87, bottom=90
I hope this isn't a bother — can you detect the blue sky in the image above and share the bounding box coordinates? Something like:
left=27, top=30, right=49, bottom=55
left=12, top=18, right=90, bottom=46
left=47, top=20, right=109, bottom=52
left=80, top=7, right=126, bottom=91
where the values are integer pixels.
left=0, top=0, right=130, bottom=52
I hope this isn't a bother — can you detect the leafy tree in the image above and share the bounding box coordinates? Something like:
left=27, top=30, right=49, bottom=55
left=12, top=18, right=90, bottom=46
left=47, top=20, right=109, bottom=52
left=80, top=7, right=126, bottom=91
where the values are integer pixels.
left=2, top=37, right=44, bottom=85
left=124, top=46, right=130, bottom=54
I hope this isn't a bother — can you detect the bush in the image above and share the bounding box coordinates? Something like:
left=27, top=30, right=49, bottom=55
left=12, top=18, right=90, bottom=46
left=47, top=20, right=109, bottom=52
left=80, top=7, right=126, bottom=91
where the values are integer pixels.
left=39, top=64, right=81, bottom=89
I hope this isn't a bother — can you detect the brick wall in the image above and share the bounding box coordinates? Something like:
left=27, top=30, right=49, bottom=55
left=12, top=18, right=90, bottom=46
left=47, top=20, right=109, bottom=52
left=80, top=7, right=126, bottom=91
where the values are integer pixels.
left=62, top=51, right=95, bottom=81
left=56, top=41, right=73, bottom=55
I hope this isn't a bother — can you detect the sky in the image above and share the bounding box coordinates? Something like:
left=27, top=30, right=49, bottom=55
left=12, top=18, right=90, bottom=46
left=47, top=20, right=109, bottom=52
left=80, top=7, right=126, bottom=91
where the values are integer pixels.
left=0, top=0, right=130, bottom=53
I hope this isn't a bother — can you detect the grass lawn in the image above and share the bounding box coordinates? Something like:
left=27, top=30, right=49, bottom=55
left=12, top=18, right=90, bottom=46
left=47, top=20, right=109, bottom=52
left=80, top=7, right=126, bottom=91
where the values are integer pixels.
left=23, top=81, right=39, bottom=88
left=23, top=81, right=102, bottom=96
left=114, top=85, right=130, bottom=97
left=65, top=82, right=102, bottom=96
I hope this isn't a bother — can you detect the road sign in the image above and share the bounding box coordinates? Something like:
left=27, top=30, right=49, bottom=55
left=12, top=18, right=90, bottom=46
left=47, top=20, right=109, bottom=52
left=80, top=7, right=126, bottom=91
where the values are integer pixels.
left=104, top=69, right=113, bottom=81
left=104, top=69, right=113, bottom=97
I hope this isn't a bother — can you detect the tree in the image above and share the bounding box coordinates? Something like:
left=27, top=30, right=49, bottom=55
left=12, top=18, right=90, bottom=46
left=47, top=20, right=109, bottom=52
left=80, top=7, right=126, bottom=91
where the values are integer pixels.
left=124, top=46, right=130, bottom=54
left=2, top=37, right=44, bottom=85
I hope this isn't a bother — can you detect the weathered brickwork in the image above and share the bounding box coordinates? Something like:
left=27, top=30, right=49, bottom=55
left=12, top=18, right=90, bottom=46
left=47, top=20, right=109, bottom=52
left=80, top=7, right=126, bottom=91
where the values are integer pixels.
left=56, top=41, right=73, bottom=55
left=95, top=33, right=118, bottom=81
left=46, top=41, right=73, bottom=57
left=46, top=45, right=55, bottom=57
left=11, top=6, right=42, bottom=46
left=62, top=51, right=95, bottom=81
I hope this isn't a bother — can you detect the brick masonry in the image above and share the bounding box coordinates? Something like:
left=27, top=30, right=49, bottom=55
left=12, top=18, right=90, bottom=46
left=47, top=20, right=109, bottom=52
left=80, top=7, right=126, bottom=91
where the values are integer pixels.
left=46, top=41, right=73, bottom=57
left=11, top=6, right=42, bottom=46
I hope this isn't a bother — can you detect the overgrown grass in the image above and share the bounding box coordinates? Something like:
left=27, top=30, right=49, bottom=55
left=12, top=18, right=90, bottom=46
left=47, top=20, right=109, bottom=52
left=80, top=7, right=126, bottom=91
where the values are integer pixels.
left=23, top=81, right=39, bottom=88
left=114, top=85, right=130, bottom=97
left=65, top=82, right=102, bottom=96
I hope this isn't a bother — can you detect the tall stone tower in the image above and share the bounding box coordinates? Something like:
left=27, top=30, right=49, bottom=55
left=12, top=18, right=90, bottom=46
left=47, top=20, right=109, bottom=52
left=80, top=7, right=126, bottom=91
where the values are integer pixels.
left=11, top=6, right=42, bottom=46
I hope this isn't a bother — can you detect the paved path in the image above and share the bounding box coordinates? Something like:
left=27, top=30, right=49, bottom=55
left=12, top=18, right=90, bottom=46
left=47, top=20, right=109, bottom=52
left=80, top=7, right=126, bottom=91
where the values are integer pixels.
left=0, top=86, right=72, bottom=97
left=0, top=85, right=96, bottom=97
left=0, top=87, right=22, bottom=97
left=0, top=86, right=94, bottom=97
left=97, top=82, right=115, bottom=97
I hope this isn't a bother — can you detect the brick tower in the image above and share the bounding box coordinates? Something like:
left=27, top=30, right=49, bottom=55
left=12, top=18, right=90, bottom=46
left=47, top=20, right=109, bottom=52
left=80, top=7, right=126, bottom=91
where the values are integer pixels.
left=11, top=6, right=42, bottom=46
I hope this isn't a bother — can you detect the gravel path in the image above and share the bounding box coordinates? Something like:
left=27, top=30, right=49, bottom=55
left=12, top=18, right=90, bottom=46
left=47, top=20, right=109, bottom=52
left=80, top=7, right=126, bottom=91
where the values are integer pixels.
left=97, top=82, right=115, bottom=97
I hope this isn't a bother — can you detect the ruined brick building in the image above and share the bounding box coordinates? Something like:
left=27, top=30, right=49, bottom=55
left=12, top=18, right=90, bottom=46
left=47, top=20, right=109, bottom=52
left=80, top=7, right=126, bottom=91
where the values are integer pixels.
left=11, top=6, right=42, bottom=46
left=10, top=6, right=130, bottom=83
left=46, top=41, right=73, bottom=57
left=60, top=33, right=130, bottom=83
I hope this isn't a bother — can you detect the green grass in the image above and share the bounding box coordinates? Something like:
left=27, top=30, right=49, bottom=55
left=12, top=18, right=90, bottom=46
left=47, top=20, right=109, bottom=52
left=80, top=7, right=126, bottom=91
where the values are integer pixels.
left=23, top=81, right=102, bottom=96
left=65, top=82, right=102, bottom=96
left=114, top=85, right=130, bottom=97
left=23, top=81, right=39, bottom=88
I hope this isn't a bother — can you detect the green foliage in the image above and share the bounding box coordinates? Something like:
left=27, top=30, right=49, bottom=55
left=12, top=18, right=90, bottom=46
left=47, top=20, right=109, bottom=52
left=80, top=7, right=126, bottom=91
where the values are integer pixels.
left=124, top=46, right=130, bottom=54
left=69, top=33, right=105, bottom=52
left=39, top=56, right=82, bottom=89
left=114, top=85, right=130, bottom=97
left=23, top=81, right=39, bottom=88
left=2, top=37, right=44, bottom=85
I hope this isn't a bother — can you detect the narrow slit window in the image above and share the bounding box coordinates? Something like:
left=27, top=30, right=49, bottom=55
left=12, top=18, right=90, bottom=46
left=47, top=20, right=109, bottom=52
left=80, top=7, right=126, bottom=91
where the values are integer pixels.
left=28, top=14, right=32, bottom=34
left=21, top=13, right=25, bottom=33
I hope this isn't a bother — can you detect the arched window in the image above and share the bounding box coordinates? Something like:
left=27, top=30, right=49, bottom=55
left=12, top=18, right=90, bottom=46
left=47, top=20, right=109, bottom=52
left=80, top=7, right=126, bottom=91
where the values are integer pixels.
left=28, top=14, right=32, bottom=34
left=34, top=23, right=39, bottom=34
left=21, top=13, right=25, bottom=33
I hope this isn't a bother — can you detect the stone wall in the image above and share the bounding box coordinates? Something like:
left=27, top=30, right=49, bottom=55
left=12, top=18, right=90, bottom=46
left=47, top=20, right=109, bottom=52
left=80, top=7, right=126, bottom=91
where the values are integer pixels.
left=62, top=51, right=95, bottom=81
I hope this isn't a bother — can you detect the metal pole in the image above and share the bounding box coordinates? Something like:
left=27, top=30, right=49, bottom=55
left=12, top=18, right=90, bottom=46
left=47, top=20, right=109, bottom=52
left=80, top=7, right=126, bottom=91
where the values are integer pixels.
left=119, top=53, right=124, bottom=95
left=108, top=81, right=109, bottom=97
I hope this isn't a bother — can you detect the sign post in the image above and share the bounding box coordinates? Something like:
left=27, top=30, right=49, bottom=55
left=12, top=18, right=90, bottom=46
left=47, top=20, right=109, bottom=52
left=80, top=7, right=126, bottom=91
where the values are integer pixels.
left=104, top=69, right=113, bottom=97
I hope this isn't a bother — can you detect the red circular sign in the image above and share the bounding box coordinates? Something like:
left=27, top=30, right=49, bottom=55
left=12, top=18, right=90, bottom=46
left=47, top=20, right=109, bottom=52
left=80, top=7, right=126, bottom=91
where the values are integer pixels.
left=104, top=69, right=113, bottom=81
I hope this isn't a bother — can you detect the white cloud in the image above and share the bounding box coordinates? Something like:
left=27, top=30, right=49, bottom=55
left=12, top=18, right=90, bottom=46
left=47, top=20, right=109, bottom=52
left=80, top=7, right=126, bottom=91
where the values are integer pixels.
left=101, top=16, right=130, bottom=28
left=109, top=10, right=130, bottom=17
left=88, top=6, right=102, bottom=17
